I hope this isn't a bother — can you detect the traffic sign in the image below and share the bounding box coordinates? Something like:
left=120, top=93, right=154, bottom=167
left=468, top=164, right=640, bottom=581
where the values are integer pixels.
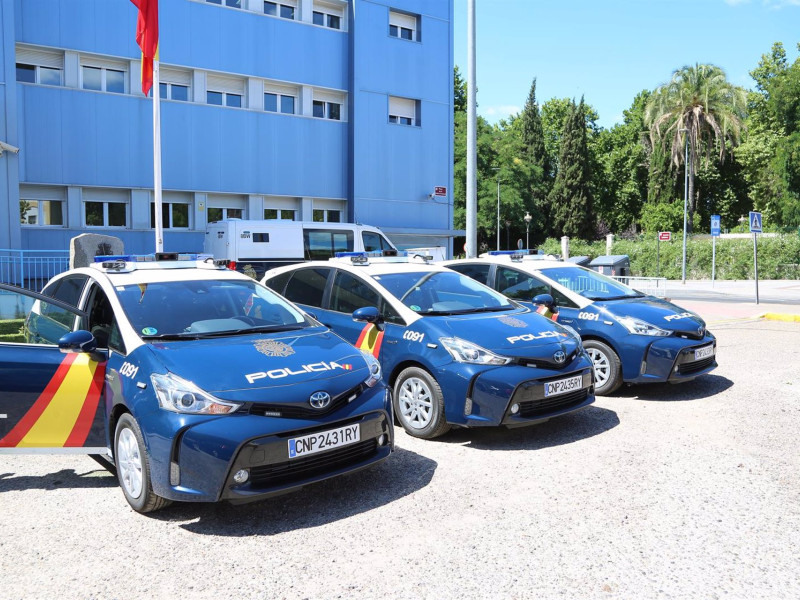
left=658, top=231, right=671, bottom=242
left=711, top=215, right=721, bottom=237
left=749, top=211, right=762, bottom=233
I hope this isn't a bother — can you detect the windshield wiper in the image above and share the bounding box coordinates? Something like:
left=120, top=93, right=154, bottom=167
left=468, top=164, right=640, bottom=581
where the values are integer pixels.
left=190, top=324, right=306, bottom=338
left=142, top=332, right=201, bottom=340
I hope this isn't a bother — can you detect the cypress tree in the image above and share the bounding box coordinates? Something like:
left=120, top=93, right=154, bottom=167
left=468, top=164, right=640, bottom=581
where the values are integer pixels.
left=520, top=78, right=551, bottom=239
left=548, top=98, right=595, bottom=239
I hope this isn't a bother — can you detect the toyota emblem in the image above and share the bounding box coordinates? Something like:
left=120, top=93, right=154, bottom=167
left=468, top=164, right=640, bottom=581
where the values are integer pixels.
left=553, top=350, right=567, bottom=364
left=309, top=391, right=331, bottom=409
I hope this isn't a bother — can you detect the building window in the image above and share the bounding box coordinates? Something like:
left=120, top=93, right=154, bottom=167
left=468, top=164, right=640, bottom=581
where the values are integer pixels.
left=389, top=10, right=419, bottom=41
left=264, top=92, right=295, bottom=114
left=264, top=209, right=297, bottom=220
left=150, top=203, right=190, bottom=229
left=208, top=207, right=244, bottom=222
left=264, top=1, right=295, bottom=19
left=16, top=63, right=62, bottom=86
left=160, top=82, right=189, bottom=101
left=313, top=209, right=341, bottom=223
left=313, top=100, right=341, bottom=120
left=20, top=200, right=65, bottom=226
left=207, top=75, right=245, bottom=108
left=84, top=201, right=127, bottom=228
left=81, top=65, right=126, bottom=93
left=207, top=0, right=242, bottom=7
left=207, top=90, right=242, bottom=107
left=389, top=96, right=418, bottom=126
left=313, top=10, right=341, bottom=29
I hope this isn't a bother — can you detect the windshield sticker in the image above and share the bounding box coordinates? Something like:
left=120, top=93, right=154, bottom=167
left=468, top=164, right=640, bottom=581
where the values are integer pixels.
left=499, top=316, right=527, bottom=328
left=254, top=339, right=295, bottom=357
left=664, top=312, right=694, bottom=322
left=410, top=305, right=421, bottom=312
left=142, top=327, right=157, bottom=336
left=507, top=331, right=567, bottom=344
left=246, top=361, right=347, bottom=384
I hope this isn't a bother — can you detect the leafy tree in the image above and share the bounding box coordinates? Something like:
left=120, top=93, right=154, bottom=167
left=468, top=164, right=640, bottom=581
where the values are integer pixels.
left=547, top=99, right=595, bottom=239
left=454, top=66, right=467, bottom=116
left=19, top=200, right=33, bottom=224
left=645, top=64, right=748, bottom=233
left=518, top=79, right=549, bottom=242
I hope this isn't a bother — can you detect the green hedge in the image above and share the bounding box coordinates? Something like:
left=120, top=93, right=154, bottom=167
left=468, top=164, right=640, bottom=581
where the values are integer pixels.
left=540, top=234, right=800, bottom=279
left=0, top=319, right=24, bottom=336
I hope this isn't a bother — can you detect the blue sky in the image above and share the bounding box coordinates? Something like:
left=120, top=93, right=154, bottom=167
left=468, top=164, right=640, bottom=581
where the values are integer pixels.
left=453, top=0, right=800, bottom=129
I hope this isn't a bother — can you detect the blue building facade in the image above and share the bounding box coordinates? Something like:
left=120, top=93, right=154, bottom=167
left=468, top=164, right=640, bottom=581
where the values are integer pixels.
left=0, top=0, right=455, bottom=259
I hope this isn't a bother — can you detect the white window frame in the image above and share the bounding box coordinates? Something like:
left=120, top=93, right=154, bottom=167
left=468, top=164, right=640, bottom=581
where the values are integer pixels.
left=80, top=57, right=128, bottom=94
left=264, top=208, right=297, bottom=220
left=264, top=82, right=298, bottom=115
left=15, top=46, right=64, bottom=86
left=312, top=89, right=346, bottom=121
left=312, top=208, right=342, bottom=223
left=150, top=202, right=192, bottom=230
left=264, top=0, right=297, bottom=19
left=20, top=199, right=66, bottom=227
left=389, top=10, right=418, bottom=42
left=158, top=67, right=192, bottom=101
left=83, top=201, right=128, bottom=228
left=312, top=1, right=345, bottom=30
left=207, top=74, right=246, bottom=108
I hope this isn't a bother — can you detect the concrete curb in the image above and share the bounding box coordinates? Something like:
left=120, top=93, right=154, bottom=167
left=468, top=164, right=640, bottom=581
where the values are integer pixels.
left=760, top=312, right=800, bottom=323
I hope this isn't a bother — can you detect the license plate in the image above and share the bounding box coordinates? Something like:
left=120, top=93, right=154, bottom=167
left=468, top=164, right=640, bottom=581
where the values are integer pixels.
left=694, top=344, right=714, bottom=361
left=544, top=375, right=583, bottom=397
left=288, top=423, right=360, bottom=459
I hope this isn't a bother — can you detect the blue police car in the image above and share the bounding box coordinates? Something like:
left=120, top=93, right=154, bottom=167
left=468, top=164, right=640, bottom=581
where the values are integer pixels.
left=0, top=254, right=392, bottom=513
left=445, top=252, right=717, bottom=395
left=263, top=252, right=595, bottom=439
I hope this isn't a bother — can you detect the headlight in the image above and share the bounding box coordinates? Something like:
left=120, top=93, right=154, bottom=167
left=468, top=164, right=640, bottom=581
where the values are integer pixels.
left=361, top=351, right=382, bottom=388
left=615, top=316, right=671, bottom=337
left=150, top=372, right=241, bottom=414
left=440, top=337, right=511, bottom=365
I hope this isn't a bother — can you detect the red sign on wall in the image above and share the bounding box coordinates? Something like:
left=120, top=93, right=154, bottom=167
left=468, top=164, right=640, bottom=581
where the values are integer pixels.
left=658, top=231, right=672, bottom=241
left=434, top=186, right=447, bottom=196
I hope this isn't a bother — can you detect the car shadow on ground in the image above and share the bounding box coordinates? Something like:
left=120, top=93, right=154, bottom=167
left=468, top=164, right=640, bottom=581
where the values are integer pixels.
left=611, top=373, right=733, bottom=402
left=0, top=467, right=117, bottom=493
left=152, top=447, right=436, bottom=535
left=433, top=405, right=619, bottom=451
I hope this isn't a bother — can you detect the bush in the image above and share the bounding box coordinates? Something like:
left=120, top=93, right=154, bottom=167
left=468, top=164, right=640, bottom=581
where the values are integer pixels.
left=538, top=234, right=800, bottom=279
left=0, top=319, right=24, bottom=336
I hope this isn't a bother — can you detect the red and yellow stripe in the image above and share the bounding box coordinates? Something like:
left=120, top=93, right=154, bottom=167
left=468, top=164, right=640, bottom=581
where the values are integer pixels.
left=0, top=354, right=105, bottom=448
left=355, top=323, right=384, bottom=359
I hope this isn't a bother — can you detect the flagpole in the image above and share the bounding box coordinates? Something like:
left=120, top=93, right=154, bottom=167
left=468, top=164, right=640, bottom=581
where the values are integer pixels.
left=152, top=58, right=163, bottom=253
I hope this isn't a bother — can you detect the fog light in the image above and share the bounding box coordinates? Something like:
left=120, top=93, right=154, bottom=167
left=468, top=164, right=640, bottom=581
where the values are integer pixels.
left=464, top=397, right=473, bottom=416
left=378, top=434, right=387, bottom=446
left=640, top=361, right=647, bottom=375
left=233, top=469, right=249, bottom=484
left=511, top=403, right=520, bottom=414
left=169, top=461, right=180, bottom=486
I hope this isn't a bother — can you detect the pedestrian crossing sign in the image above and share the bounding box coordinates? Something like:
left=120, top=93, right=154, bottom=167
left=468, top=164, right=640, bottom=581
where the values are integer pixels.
left=749, top=211, right=762, bottom=233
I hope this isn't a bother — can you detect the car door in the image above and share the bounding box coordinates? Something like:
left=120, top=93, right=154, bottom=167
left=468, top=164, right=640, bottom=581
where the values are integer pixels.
left=0, top=283, right=107, bottom=453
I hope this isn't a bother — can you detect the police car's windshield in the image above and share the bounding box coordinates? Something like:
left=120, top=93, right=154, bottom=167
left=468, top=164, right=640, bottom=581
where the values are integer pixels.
left=116, top=279, right=310, bottom=339
left=538, top=267, right=643, bottom=301
left=373, top=271, right=514, bottom=315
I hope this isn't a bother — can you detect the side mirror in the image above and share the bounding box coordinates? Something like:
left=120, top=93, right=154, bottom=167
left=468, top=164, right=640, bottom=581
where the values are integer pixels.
left=352, top=306, right=384, bottom=331
left=58, top=330, right=106, bottom=362
left=532, top=293, right=557, bottom=312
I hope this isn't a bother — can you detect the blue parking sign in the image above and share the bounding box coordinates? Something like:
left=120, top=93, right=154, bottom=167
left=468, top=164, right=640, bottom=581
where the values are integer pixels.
left=749, top=211, right=762, bottom=233
left=711, top=215, right=721, bottom=237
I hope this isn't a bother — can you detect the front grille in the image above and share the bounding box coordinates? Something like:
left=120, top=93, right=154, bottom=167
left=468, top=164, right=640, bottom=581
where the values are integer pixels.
left=513, top=349, right=579, bottom=370
left=248, top=438, right=379, bottom=488
left=516, top=388, right=590, bottom=418
left=678, top=356, right=715, bottom=375
left=248, top=383, right=362, bottom=419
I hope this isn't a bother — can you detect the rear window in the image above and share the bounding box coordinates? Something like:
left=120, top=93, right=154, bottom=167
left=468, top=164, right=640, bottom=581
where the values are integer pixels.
left=283, top=268, right=331, bottom=308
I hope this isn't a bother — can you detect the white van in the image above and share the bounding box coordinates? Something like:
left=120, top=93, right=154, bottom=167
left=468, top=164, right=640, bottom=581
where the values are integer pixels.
left=204, top=219, right=397, bottom=276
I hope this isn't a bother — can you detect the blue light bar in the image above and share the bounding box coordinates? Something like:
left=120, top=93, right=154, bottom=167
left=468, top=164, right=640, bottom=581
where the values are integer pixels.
left=93, top=253, right=212, bottom=263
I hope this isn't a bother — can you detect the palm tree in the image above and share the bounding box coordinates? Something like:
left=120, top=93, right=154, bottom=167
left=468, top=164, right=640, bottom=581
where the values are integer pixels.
left=645, top=64, right=747, bottom=232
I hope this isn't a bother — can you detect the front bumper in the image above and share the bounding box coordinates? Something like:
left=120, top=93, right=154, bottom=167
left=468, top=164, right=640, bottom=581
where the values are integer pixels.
left=437, top=357, right=595, bottom=427
left=625, top=335, right=717, bottom=384
left=143, top=387, right=393, bottom=503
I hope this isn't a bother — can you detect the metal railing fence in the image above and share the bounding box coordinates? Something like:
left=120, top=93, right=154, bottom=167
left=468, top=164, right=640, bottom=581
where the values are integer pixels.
left=0, top=249, right=70, bottom=292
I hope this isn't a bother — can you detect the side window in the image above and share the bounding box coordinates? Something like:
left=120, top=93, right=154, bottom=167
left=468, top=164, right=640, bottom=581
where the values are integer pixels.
left=304, top=229, right=354, bottom=260
left=330, top=271, right=382, bottom=314
left=448, top=263, right=491, bottom=286
left=264, top=271, right=292, bottom=295
left=551, top=288, right=579, bottom=309
left=362, top=232, right=393, bottom=253
left=283, top=268, right=331, bottom=308
left=83, top=285, right=125, bottom=354
left=495, top=267, right=549, bottom=301
left=42, top=275, right=89, bottom=306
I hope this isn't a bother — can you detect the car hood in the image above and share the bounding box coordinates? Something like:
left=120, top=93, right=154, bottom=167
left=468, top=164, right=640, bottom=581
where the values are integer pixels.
left=146, top=328, right=371, bottom=399
left=597, top=296, right=707, bottom=337
left=434, top=310, right=582, bottom=360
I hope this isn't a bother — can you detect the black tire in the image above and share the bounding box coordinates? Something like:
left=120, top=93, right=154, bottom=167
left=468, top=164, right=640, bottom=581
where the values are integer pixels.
left=114, top=413, right=171, bottom=513
left=583, top=339, right=622, bottom=395
left=393, top=367, right=450, bottom=439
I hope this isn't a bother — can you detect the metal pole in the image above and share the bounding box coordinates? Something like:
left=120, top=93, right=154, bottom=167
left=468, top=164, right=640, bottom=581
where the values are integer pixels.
left=657, top=237, right=660, bottom=277
left=153, top=59, right=163, bottom=253
left=496, top=177, right=500, bottom=251
left=681, top=129, right=689, bottom=284
left=712, top=236, right=716, bottom=287
left=753, top=232, right=759, bottom=304
left=465, top=0, right=477, bottom=258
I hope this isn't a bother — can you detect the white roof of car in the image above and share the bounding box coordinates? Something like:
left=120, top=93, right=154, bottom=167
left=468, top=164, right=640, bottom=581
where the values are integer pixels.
left=83, top=256, right=253, bottom=286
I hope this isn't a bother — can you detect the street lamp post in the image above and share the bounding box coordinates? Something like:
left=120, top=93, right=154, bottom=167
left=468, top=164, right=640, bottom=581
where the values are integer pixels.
left=496, top=176, right=501, bottom=251
left=524, top=211, right=532, bottom=250
left=680, top=128, right=689, bottom=284
left=505, top=219, right=511, bottom=250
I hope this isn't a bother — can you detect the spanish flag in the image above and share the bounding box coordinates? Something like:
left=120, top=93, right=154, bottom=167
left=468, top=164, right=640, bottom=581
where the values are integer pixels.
left=130, top=0, right=159, bottom=96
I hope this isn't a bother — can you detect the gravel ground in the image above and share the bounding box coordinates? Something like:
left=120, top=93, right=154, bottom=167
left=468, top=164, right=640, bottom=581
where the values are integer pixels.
left=2, top=319, right=799, bottom=600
